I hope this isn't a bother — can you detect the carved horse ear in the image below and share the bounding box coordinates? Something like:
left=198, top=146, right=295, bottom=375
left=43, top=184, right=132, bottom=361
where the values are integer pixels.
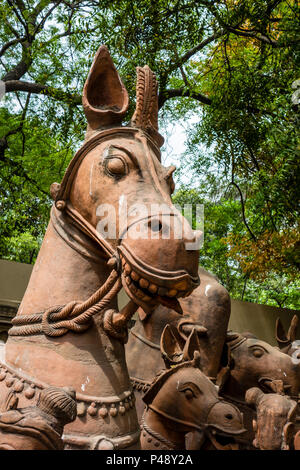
left=275, top=316, right=298, bottom=349
left=276, top=318, right=289, bottom=348
left=192, top=350, right=201, bottom=369
left=182, top=328, right=201, bottom=362
left=225, top=331, right=246, bottom=351
left=288, top=315, right=299, bottom=342
left=219, top=341, right=231, bottom=369
left=160, top=324, right=185, bottom=368
left=130, top=65, right=164, bottom=148
left=82, top=45, right=129, bottom=134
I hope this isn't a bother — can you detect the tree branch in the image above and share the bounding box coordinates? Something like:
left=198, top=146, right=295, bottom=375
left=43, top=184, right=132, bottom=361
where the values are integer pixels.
left=226, top=26, right=285, bottom=47
left=34, top=1, right=62, bottom=35
left=229, top=140, right=257, bottom=241
left=0, top=36, right=27, bottom=57
left=158, top=87, right=211, bottom=108
left=4, top=79, right=81, bottom=105
left=174, top=30, right=225, bottom=70
left=2, top=49, right=33, bottom=81
left=0, top=96, right=49, bottom=196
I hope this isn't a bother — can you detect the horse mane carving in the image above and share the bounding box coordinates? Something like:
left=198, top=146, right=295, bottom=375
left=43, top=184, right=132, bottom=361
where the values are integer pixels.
left=130, top=66, right=164, bottom=148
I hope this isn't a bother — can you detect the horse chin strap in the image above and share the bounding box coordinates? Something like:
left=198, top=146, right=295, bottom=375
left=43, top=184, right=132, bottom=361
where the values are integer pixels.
left=147, top=403, right=213, bottom=433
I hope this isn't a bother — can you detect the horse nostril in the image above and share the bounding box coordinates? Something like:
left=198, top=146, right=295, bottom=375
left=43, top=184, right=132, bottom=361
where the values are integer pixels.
left=225, top=414, right=233, bottom=420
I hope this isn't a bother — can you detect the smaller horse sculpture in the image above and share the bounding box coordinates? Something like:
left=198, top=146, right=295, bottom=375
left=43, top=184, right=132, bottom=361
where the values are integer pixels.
left=1, top=45, right=201, bottom=449
left=245, top=387, right=298, bottom=450
left=140, top=326, right=246, bottom=450
left=218, top=330, right=300, bottom=448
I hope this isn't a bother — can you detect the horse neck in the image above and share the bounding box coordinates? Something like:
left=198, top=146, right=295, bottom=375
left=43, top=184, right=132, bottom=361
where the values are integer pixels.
left=16, top=215, right=113, bottom=317
left=220, top=373, right=247, bottom=403
left=139, top=306, right=181, bottom=344
left=143, top=408, right=186, bottom=449
left=5, top=214, right=126, bottom=396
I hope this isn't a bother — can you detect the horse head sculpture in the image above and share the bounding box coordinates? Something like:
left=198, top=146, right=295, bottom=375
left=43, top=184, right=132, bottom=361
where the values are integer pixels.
left=1, top=46, right=200, bottom=450
left=219, top=331, right=300, bottom=401
left=60, top=45, right=200, bottom=315
left=140, top=326, right=245, bottom=450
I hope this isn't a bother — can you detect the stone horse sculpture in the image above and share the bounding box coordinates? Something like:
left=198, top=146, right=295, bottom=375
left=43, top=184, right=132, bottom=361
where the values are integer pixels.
left=140, top=326, right=246, bottom=450
left=245, top=387, right=298, bottom=450
left=0, top=46, right=200, bottom=450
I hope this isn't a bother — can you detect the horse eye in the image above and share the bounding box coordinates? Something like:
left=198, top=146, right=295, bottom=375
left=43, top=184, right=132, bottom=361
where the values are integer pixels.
left=183, top=388, right=195, bottom=399
left=252, top=348, right=264, bottom=358
left=105, top=157, right=127, bottom=177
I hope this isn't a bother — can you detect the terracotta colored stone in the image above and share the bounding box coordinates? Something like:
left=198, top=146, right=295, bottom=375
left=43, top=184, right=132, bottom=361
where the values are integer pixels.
left=218, top=330, right=300, bottom=448
left=0, top=45, right=200, bottom=449
left=0, top=387, right=76, bottom=450
left=245, top=387, right=298, bottom=450
left=126, top=268, right=230, bottom=420
left=220, top=331, right=300, bottom=400
left=127, top=286, right=300, bottom=450
left=275, top=314, right=300, bottom=357
left=294, top=430, right=300, bottom=450
left=140, top=327, right=246, bottom=450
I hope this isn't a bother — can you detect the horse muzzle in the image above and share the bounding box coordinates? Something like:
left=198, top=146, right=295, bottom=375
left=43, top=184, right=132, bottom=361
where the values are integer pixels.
left=117, top=243, right=200, bottom=314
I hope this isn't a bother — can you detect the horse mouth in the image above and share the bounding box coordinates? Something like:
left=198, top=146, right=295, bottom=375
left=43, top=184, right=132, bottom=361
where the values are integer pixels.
left=258, top=377, right=292, bottom=394
left=118, top=245, right=199, bottom=313
left=207, top=429, right=240, bottom=450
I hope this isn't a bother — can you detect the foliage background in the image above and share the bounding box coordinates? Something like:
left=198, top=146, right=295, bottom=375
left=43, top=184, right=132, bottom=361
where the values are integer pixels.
left=0, top=0, right=299, bottom=308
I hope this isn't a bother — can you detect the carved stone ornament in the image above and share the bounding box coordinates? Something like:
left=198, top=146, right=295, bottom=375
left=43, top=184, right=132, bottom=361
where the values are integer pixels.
left=0, top=387, right=76, bottom=450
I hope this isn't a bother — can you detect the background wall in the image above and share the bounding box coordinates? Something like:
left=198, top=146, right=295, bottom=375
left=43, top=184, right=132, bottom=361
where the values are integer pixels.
left=0, top=259, right=299, bottom=345
left=229, top=299, right=299, bottom=346
left=0, top=259, right=33, bottom=340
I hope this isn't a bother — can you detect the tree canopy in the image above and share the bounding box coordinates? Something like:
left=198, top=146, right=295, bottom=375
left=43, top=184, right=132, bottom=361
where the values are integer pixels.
left=0, top=0, right=299, bottom=308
